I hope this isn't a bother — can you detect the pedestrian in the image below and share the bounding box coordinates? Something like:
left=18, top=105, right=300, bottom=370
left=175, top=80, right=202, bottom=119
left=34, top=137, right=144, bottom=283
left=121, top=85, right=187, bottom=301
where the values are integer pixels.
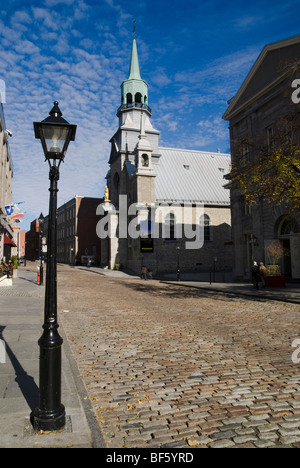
left=141, top=265, right=147, bottom=280
left=147, top=267, right=152, bottom=280
left=251, top=261, right=260, bottom=289
left=8, top=260, right=13, bottom=279
left=259, top=262, right=267, bottom=287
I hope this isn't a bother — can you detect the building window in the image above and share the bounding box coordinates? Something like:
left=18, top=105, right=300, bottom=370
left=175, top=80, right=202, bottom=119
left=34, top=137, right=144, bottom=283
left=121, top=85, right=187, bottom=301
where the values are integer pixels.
left=243, top=197, right=252, bottom=216
left=240, top=143, right=250, bottom=165
left=280, top=218, right=299, bottom=236
left=164, top=213, right=176, bottom=240
left=140, top=219, right=154, bottom=252
left=135, top=92, right=142, bottom=105
left=142, top=154, right=149, bottom=167
left=200, top=214, right=211, bottom=242
left=126, top=93, right=133, bottom=105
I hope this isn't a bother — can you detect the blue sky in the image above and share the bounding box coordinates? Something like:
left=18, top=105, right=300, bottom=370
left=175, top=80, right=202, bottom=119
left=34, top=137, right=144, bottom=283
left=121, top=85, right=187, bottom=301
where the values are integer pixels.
left=0, top=0, right=299, bottom=230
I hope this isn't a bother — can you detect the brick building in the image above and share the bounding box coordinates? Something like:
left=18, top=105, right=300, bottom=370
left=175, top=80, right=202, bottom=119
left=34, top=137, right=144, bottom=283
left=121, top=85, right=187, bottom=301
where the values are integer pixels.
left=25, top=219, right=40, bottom=261
left=43, top=196, right=103, bottom=265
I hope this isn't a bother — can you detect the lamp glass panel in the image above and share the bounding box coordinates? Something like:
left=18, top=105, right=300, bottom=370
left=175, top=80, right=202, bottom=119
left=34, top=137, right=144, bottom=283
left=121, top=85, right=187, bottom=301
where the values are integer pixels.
left=41, top=124, right=69, bottom=154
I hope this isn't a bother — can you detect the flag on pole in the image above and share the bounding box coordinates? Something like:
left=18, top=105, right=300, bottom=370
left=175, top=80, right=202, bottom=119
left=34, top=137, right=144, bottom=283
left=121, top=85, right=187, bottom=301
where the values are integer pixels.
left=4, top=202, right=24, bottom=217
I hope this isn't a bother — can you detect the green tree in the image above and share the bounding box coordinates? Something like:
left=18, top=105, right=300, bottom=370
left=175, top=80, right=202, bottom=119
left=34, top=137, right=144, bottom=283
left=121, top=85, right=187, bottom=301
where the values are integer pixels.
left=229, top=111, right=300, bottom=212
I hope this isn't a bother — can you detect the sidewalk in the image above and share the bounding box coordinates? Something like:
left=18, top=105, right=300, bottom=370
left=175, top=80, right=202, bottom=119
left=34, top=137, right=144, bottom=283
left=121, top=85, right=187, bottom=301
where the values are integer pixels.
left=162, top=280, right=300, bottom=305
left=73, top=265, right=300, bottom=305
left=0, top=267, right=105, bottom=448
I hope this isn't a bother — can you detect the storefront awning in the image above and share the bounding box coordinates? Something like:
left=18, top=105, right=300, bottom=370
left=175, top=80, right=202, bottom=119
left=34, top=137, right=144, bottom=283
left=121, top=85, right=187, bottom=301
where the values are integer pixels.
left=4, top=234, right=16, bottom=247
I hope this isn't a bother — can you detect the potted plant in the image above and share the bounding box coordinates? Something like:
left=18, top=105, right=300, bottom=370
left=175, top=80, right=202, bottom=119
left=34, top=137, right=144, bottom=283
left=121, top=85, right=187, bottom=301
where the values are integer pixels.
left=11, top=255, right=18, bottom=278
left=265, top=241, right=287, bottom=287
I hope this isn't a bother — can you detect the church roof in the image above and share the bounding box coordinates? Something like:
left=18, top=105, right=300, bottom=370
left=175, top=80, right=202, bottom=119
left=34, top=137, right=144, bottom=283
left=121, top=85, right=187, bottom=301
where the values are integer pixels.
left=153, top=147, right=231, bottom=206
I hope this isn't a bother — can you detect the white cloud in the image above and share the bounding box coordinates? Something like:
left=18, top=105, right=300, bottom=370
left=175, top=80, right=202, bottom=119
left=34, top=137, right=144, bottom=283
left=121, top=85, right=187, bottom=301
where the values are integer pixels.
left=45, top=0, right=75, bottom=5
left=174, top=47, right=259, bottom=103
left=1, top=1, right=282, bottom=230
left=11, top=10, right=32, bottom=24
left=15, top=40, right=40, bottom=55
left=197, top=116, right=228, bottom=141
left=0, top=2, right=125, bottom=229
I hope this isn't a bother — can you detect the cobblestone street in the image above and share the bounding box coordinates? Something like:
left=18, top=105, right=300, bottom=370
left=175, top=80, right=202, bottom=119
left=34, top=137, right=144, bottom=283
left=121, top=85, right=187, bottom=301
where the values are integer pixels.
left=57, top=265, right=300, bottom=448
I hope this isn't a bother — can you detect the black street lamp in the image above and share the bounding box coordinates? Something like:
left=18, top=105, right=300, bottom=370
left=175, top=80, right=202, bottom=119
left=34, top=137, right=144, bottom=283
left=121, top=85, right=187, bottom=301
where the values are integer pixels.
left=32, top=101, right=76, bottom=431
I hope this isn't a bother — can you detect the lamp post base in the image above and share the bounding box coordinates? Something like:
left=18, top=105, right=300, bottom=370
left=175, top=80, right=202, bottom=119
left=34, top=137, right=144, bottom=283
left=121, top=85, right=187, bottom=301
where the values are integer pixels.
left=32, top=404, right=66, bottom=432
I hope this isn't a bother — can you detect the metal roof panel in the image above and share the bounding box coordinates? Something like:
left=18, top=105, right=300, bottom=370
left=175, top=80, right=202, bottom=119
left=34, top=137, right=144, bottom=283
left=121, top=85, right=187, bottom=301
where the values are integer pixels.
left=153, top=147, right=231, bottom=205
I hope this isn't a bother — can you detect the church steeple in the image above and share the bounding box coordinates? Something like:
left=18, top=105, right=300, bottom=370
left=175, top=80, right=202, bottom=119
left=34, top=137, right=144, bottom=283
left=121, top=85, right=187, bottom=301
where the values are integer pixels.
left=119, top=36, right=150, bottom=114
left=128, top=38, right=141, bottom=81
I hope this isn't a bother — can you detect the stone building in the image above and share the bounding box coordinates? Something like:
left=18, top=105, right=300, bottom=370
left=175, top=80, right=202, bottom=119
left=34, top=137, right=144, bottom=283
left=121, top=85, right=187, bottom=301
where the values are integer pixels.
left=223, top=35, right=300, bottom=280
left=100, top=37, right=232, bottom=277
left=0, top=102, right=14, bottom=261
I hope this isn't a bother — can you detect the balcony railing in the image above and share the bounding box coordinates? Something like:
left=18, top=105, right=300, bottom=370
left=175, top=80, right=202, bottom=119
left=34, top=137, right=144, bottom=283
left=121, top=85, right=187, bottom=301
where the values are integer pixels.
left=118, top=102, right=152, bottom=114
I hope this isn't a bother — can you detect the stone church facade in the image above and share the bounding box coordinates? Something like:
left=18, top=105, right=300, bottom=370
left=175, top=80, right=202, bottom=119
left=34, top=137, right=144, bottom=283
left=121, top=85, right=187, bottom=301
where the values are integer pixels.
left=99, top=37, right=232, bottom=277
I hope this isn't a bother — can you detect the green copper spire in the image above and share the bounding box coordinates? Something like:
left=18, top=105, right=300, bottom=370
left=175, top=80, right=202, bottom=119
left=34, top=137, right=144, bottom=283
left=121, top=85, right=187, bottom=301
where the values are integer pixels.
left=119, top=35, right=150, bottom=115
left=128, top=38, right=141, bottom=80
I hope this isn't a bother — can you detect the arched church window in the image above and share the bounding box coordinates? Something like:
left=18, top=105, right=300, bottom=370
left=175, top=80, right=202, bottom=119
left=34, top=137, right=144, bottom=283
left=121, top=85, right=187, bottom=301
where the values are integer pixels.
left=279, top=218, right=299, bottom=236
left=164, top=212, right=176, bottom=240
left=135, top=92, right=142, bottom=106
left=200, top=214, right=211, bottom=241
left=142, top=154, right=149, bottom=167
left=126, top=93, right=133, bottom=106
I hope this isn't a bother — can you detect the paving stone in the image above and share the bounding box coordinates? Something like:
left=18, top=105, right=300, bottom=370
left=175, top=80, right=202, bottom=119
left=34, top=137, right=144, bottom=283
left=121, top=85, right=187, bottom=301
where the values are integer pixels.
left=258, top=423, right=279, bottom=433
left=222, top=417, right=247, bottom=425
left=55, top=265, right=300, bottom=449
left=210, top=430, right=236, bottom=440
left=279, top=421, right=300, bottom=429
left=280, top=435, right=300, bottom=445
left=209, top=439, right=235, bottom=448
left=248, top=413, right=270, bottom=421
left=233, top=434, right=258, bottom=444
left=258, top=432, right=278, bottom=440
left=254, top=439, right=276, bottom=448
left=278, top=428, right=300, bottom=437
